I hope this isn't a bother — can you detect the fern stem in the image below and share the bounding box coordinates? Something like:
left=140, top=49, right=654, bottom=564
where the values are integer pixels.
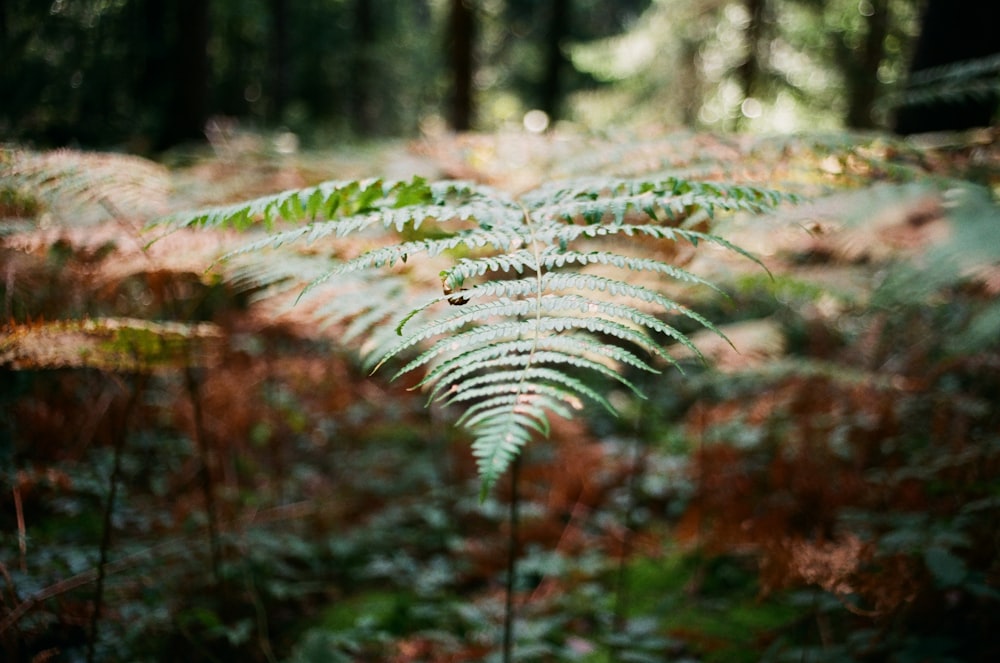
left=609, top=432, right=645, bottom=660
left=185, top=367, right=223, bottom=585
left=515, top=203, right=546, bottom=387
left=86, top=375, right=143, bottom=663
left=502, top=454, right=521, bottom=663
left=246, top=571, right=278, bottom=663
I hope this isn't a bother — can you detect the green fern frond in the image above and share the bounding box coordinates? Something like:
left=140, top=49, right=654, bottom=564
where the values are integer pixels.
left=539, top=249, right=726, bottom=291
left=443, top=370, right=611, bottom=412
left=442, top=249, right=541, bottom=283
left=894, top=53, right=1000, bottom=110
left=165, top=177, right=414, bottom=231
left=160, top=172, right=794, bottom=496
left=457, top=394, right=576, bottom=433
left=403, top=273, right=720, bottom=336
left=414, top=336, right=658, bottom=390
left=471, top=418, right=533, bottom=500
left=225, top=250, right=428, bottom=366
left=425, top=350, right=645, bottom=403
left=381, top=315, right=674, bottom=375
left=159, top=175, right=523, bottom=235
left=523, top=177, right=793, bottom=217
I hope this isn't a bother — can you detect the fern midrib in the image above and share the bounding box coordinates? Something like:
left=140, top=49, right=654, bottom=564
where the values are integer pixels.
left=477, top=204, right=547, bottom=495
left=512, top=203, right=546, bottom=426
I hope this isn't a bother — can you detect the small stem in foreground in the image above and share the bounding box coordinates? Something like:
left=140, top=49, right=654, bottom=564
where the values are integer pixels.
left=185, top=367, right=222, bottom=585
left=610, top=426, right=646, bottom=660
left=87, top=375, right=143, bottom=663
left=502, top=455, right=521, bottom=663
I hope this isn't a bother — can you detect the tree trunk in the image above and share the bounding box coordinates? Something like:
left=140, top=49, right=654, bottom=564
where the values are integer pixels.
left=844, top=0, right=888, bottom=129
left=540, top=0, right=570, bottom=122
left=894, top=0, right=1000, bottom=133
left=735, top=0, right=769, bottom=129
left=738, top=0, right=766, bottom=99
left=138, top=0, right=169, bottom=99
left=446, top=0, right=475, bottom=131
left=163, top=0, right=210, bottom=147
left=349, top=0, right=377, bottom=135
left=678, top=37, right=702, bottom=126
left=81, top=6, right=109, bottom=139
left=268, top=0, right=289, bottom=123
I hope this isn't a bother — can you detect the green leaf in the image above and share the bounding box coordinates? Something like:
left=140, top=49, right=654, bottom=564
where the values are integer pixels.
left=924, top=545, right=968, bottom=587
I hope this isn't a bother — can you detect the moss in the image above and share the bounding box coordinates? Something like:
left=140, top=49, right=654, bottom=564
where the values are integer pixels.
left=0, top=185, right=43, bottom=218
left=319, top=590, right=416, bottom=635
left=623, top=553, right=803, bottom=663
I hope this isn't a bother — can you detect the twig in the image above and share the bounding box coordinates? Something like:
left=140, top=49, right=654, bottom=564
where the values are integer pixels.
left=526, top=498, right=591, bottom=604
left=184, top=367, right=223, bottom=585
left=86, top=374, right=143, bottom=663
left=609, top=435, right=645, bottom=660
left=12, top=476, right=26, bottom=572
left=502, top=455, right=521, bottom=663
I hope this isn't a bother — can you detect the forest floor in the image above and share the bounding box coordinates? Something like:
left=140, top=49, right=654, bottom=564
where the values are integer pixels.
left=1, top=126, right=999, bottom=662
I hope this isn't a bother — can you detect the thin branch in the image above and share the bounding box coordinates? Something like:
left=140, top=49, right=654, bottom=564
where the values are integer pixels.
left=185, top=367, right=222, bottom=585
left=502, top=455, right=521, bottom=663
left=86, top=374, right=144, bottom=663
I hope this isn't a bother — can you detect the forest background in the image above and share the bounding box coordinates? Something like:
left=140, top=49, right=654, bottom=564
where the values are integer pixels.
left=2, top=0, right=1000, bottom=662
left=2, top=0, right=998, bottom=148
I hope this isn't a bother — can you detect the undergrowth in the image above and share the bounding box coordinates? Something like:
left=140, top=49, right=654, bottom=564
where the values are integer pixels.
left=1, top=128, right=999, bottom=662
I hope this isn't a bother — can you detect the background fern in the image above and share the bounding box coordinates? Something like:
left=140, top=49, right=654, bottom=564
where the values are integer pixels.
left=160, top=174, right=796, bottom=494
left=1, top=147, right=169, bottom=225
left=892, top=53, right=1000, bottom=113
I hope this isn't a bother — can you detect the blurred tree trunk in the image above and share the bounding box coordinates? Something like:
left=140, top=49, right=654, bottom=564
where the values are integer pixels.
left=735, top=0, right=767, bottom=129
left=135, top=1, right=168, bottom=107
left=678, top=37, right=703, bottom=126
left=540, top=0, right=570, bottom=122
left=894, top=0, right=1000, bottom=133
left=269, top=0, right=289, bottom=123
left=737, top=0, right=765, bottom=99
left=80, top=7, right=109, bottom=140
left=446, top=0, right=475, bottom=131
left=842, top=0, right=888, bottom=129
left=349, top=0, right=377, bottom=135
left=162, top=0, right=210, bottom=147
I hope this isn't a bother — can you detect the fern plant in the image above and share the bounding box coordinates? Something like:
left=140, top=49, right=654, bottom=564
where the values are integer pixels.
left=895, top=52, right=1000, bottom=113
left=158, top=175, right=795, bottom=495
